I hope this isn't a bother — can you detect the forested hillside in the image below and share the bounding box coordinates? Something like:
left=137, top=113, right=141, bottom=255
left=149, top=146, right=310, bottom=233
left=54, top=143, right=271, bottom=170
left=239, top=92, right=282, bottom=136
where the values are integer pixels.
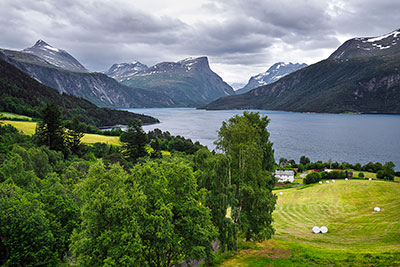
left=0, top=56, right=158, bottom=126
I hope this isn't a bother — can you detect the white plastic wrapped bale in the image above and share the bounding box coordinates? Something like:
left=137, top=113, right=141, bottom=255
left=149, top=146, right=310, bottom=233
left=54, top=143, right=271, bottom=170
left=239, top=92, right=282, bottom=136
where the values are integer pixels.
left=332, top=179, right=335, bottom=183
left=369, top=178, right=372, bottom=181
left=279, top=192, right=283, bottom=195
left=345, top=178, right=348, bottom=181
left=312, top=226, right=320, bottom=233
left=320, top=226, right=328, bottom=233
left=374, top=207, right=381, bottom=212
left=319, top=181, right=323, bottom=184
left=326, top=180, right=330, bottom=184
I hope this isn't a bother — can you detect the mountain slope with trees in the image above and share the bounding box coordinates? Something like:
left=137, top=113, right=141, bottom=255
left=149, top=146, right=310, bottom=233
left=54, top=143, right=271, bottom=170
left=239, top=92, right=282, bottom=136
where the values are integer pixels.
left=203, top=30, right=400, bottom=113
left=0, top=55, right=158, bottom=126
left=1, top=43, right=174, bottom=108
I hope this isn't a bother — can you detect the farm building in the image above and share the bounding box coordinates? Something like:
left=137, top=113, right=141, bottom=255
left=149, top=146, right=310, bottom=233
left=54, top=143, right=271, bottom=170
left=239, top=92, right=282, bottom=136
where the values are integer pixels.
left=275, top=170, right=295, bottom=183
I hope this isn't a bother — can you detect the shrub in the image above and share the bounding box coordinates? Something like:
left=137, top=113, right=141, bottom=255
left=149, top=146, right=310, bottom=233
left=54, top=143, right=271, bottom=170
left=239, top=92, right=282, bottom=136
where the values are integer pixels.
left=304, top=172, right=321, bottom=184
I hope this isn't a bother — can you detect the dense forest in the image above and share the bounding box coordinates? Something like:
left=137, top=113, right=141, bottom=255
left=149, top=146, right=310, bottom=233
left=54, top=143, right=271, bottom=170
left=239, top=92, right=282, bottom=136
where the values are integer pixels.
left=0, top=108, right=277, bottom=266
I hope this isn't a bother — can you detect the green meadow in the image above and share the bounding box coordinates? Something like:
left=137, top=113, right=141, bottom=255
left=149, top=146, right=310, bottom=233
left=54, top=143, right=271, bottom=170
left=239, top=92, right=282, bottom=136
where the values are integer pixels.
left=219, top=180, right=400, bottom=266
left=0, top=120, right=120, bottom=145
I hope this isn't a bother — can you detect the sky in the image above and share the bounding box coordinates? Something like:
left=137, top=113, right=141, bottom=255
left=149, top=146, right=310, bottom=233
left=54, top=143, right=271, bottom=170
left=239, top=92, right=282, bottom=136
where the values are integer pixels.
left=0, top=0, right=399, bottom=87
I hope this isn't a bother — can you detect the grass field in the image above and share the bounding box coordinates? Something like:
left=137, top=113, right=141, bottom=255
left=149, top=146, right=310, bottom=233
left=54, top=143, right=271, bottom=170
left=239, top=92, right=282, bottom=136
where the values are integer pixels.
left=0, top=120, right=120, bottom=145
left=0, top=112, right=33, bottom=121
left=220, top=180, right=400, bottom=266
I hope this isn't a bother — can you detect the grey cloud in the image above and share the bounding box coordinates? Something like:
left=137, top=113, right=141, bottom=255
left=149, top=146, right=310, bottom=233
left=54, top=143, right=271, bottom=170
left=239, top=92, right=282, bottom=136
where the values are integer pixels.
left=0, top=0, right=399, bottom=83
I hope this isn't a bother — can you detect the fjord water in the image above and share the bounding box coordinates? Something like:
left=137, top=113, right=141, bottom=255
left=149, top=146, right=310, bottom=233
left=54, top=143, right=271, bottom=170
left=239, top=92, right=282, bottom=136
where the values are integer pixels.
left=126, top=108, right=400, bottom=169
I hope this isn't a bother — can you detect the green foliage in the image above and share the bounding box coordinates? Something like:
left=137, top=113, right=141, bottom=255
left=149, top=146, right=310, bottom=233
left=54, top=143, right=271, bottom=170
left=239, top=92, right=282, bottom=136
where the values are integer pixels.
left=358, top=172, right=365, bottom=178
left=35, top=103, right=67, bottom=153
left=194, top=149, right=236, bottom=252
left=300, top=156, right=310, bottom=166
left=39, top=173, right=80, bottom=260
left=304, top=172, right=322, bottom=184
left=71, top=162, right=145, bottom=266
left=131, top=160, right=217, bottom=266
left=215, top=112, right=276, bottom=243
left=148, top=128, right=204, bottom=154
left=382, top=162, right=395, bottom=180
left=120, top=120, right=148, bottom=161
left=0, top=184, right=58, bottom=266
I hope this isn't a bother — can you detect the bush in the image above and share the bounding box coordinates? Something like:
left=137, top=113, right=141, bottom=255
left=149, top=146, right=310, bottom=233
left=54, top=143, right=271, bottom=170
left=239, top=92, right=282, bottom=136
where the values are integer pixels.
left=358, top=172, right=364, bottom=178
left=304, top=172, right=321, bottom=184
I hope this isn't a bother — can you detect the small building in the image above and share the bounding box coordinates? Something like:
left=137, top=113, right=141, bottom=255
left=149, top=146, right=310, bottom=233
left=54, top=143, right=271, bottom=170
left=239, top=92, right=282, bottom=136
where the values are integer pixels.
left=275, top=170, right=295, bottom=183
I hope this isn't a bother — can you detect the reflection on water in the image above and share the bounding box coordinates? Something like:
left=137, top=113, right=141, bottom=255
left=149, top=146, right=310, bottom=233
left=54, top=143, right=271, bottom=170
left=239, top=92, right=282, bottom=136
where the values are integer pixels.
left=124, top=108, right=400, bottom=169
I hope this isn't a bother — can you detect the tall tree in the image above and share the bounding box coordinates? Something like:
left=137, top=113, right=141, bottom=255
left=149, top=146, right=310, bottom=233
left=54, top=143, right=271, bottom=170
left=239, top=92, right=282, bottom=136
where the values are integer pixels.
left=215, top=112, right=276, bottom=243
left=120, top=119, right=148, bottom=161
left=131, top=160, right=217, bottom=266
left=194, top=149, right=236, bottom=251
left=35, top=103, right=66, bottom=152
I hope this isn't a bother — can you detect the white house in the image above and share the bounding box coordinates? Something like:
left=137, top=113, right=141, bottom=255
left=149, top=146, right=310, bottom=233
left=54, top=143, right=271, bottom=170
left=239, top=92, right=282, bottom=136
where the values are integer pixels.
left=274, top=170, right=295, bottom=183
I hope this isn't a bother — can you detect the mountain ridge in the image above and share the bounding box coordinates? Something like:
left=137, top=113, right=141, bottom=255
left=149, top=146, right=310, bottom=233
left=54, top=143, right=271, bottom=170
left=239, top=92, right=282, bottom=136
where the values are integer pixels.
left=1, top=43, right=175, bottom=108
left=23, top=40, right=89, bottom=72
left=118, top=56, right=235, bottom=106
left=201, top=29, right=400, bottom=114
left=236, top=62, right=307, bottom=94
left=0, top=52, right=158, bottom=126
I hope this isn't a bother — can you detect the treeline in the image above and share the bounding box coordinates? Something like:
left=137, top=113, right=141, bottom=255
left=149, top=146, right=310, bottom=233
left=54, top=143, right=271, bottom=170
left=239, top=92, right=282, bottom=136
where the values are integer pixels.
left=0, top=111, right=277, bottom=266
left=280, top=156, right=398, bottom=176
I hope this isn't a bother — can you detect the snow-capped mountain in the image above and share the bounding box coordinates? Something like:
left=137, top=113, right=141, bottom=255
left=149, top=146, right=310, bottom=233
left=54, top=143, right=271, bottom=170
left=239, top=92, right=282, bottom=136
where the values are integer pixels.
left=329, top=29, right=400, bottom=59
left=236, top=62, right=307, bottom=94
left=23, top=40, right=88, bottom=72
left=120, top=56, right=235, bottom=106
left=105, top=61, right=148, bottom=81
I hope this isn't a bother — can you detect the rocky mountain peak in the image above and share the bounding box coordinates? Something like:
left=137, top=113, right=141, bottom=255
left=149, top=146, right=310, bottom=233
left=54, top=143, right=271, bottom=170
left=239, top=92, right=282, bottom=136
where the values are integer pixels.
left=236, top=62, right=307, bottom=94
left=23, top=40, right=88, bottom=72
left=329, top=28, right=400, bottom=59
left=105, top=61, right=148, bottom=81
left=33, top=39, right=52, bottom=47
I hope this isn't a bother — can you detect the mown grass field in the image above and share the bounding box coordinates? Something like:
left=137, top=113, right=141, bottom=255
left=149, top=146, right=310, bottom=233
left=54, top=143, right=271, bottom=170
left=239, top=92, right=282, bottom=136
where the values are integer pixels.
left=0, top=112, right=33, bottom=121
left=0, top=120, right=120, bottom=145
left=220, top=180, right=400, bottom=266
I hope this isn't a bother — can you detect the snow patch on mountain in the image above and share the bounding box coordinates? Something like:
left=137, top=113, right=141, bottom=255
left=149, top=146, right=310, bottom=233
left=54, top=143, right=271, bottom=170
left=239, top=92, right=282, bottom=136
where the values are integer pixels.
left=236, top=62, right=307, bottom=94
left=23, top=40, right=88, bottom=72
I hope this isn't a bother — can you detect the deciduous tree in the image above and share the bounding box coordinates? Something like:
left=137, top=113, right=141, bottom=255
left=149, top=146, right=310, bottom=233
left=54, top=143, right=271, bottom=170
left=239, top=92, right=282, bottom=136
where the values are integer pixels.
left=215, top=112, right=276, bottom=243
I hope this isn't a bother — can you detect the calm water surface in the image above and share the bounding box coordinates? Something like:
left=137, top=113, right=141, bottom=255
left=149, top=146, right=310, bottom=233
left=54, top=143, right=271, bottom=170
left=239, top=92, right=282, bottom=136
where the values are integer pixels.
left=125, top=108, right=400, bottom=169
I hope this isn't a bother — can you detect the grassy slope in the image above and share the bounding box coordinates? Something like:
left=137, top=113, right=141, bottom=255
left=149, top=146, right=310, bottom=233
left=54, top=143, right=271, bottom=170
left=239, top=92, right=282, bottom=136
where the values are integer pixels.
left=273, top=180, right=400, bottom=251
left=0, top=120, right=120, bottom=145
left=220, top=180, right=400, bottom=266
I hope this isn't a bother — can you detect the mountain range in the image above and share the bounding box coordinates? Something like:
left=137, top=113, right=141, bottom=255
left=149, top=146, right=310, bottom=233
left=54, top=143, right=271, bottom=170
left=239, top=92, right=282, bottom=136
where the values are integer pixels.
left=202, top=29, right=400, bottom=114
left=0, top=42, right=175, bottom=108
left=0, top=51, right=157, bottom=126
left=236, top=62, right=307, bottom=94
left=106, top=57, right=235, bottom=106
left=1, top=40, right=235, bottom=108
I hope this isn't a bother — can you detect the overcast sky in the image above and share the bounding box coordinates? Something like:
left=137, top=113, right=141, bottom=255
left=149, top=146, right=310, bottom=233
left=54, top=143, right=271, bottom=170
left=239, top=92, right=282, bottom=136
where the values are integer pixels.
left=1, top=0, right=399, bottom=86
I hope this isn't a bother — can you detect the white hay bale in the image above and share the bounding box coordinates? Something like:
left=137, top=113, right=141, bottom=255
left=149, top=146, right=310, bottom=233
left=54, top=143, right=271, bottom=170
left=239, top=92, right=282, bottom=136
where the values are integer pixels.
left=319, top=181, right=322, bottom=184
left=312, top=226, right=320, bottom=233
left=279, top=192, right=283, bottom=195
left=374, top=207, right=381, bottom=212
left=345, top=178, right=348, bottom=181
left=320, top=226, right=328, bottom=233
left=326, top=180, right=330, bottom=184
left=332, top=179, right=335, bottom=183
left=369, top=178, right=372, bottom=181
